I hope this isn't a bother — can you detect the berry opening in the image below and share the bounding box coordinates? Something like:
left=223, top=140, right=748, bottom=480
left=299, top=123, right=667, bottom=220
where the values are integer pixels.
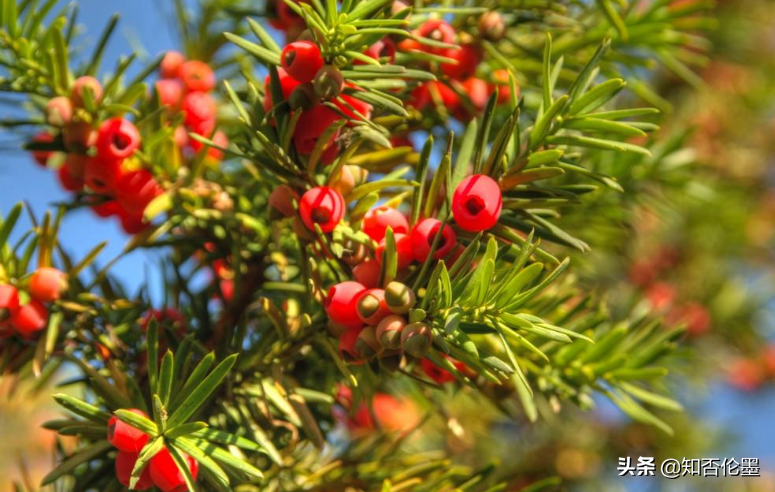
left=312, top=207, right=332, bottom=224
left=284, top=49, right=297, bottom=67
left=427, top=224, right=450, bottom=248
left=112, top=133, right=131, bottom=151
left=464, top=196, right=486, bottom=216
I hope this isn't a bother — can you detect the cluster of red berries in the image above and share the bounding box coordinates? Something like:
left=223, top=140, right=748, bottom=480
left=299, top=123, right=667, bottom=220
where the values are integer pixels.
left=264, top=41, right=371, bottom=165
left=108, top=409, right=198, bottom=491
left=727, top=346, right=775, bottom=392
left=156, top=52, right=228, bottom=163
left=31, top=75, right=161, bottom=234
left=0, top=267, right=67, bottom=341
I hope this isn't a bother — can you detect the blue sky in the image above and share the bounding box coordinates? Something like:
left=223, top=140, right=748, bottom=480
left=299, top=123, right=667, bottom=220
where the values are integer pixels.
left=0, top=1, right=773, bottom=489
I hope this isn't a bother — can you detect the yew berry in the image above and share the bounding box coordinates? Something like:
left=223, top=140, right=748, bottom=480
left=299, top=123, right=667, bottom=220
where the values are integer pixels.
left=376, top=314, right=406, bottom=350
left=362, top=206, right=409, bottom=242
left=97, top=118, right=141, bottom=161
left=141, top=308, right=187, bottom=334
left=156, top=79, right=184, bottom=109
left=160, top=51, right=186, bottom=79
left=335, top=88, right=373, bottom=121
left=461, top=77, right=491, bottom=116
left=0, top=284, right=20, bottom=325
left=45, top=96, right=74, bottom=127
left=479, top=11, right=506, bottom=42
left=116, top=170, right=162, bottom=214
left=376, top=233, right=414, bottom=270
left=84, top=157, right=124, bottom=193
left=30, top=132, right=54, bottom=167
left=107, top=409, right=150, bottom=452
left=356, top=288, right=391, bottom=325
left=298, top=186, right=345, bottom=233
left=384, top=281, right=416, bottom=315
left=63, top=121, right=98, bottom=153
left=415, top=19, right=455, bottom=54
left=274, top=0, right=308, bottom=30
left=362, top=38, right=396, bottom=64
left=65, top=153, right=88, bottom=179
left=491, top=69, right=517, bottom=105
left=115, top=451, right=154, bottom=490
left=313, top=65, right=345, bottom=100
left=338, top=327, right=363, bottom=362
left=70, top=76, right=103, bottom=108
left=91, top=199, right=121, bottom=218
left=119, top=208, right=150, bottom=235
left=281, top=41, right=324, bottom=83
left=183, top=92, right=217, bottom=133
left=149, top=446, right=199, bottom=492
left=355, top=326, right=381, bottom=359
left=180, top=60, right=216, bottom=93
left=268, top=184, right=300, bottom=219
left=324, top=281, right=367, bottom=329
left=410, top=81, right=460, bottom=112
left=401, top=322, right=432, bottom=357
left=263, top=68, right=301, bottom=113
left=410, top=218, right=457, bottom=262
left=352, top=259, right=380, bottom=289
left=452, top=174, right=502, bottom=232
left=441, top=44, right=482, bottom=81
left=29, top=267, right=68, bottom=302
left=58, top=165, right=85, bottom=192
left=420, top=357, right=462, bottom=385
left=10, top=299, right=48, bottom=337
left=293, top=104, right=341, bottom=155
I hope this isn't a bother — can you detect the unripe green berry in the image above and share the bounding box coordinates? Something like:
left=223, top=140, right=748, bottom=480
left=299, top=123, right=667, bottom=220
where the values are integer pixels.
left=385, top=281, right=416, bottom=314
left=313, top=65, right=345, bottom=100
left=355, top=326, right=381, bottom=359
left=376, top=314, right=407, bottom=350
left=289, top=83, right=317, bottom=110
left=401, top=322, right=431, bottom=358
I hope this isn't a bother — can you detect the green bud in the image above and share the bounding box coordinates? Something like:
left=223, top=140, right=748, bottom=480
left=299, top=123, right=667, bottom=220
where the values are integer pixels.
left=313, top=65, right=345, bottom=100
left=401, top=322, right=431, bottom=358
left=376, top=314, right=407, bottom=350
left=385, top=281, right=416, bottom=315
left=357, top=292, right=381, bottom=320
left=289, top=83, right=317, bottom=110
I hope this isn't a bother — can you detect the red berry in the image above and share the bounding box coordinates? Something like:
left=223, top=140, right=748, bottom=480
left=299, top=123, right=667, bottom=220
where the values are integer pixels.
left=324, top=281, right=367, bottom=329
left=29, top=267, right=68, bottom=302
left=492, top=68, right=517, bottom=105
left=268, top=184, right=300, bottom=219
left=65, top=153, right=88, bottom=179
left=334, top=87, right=373, bottom=121
left=0, top=284, right=20, bottom=325
left=410, top=218, right=457, bottom=262
left=293, top=104, right=342, bottom=155
left=84, top=157, right=124, bottom=193
left=116, top=170, right=162, bottom=214
left=63, top=121, right=98, bottom=153
left=338, top=327, right=363, bottom=362
left=460, top=77, right=491, bottom=117
left=149, top=446, right=199, bottom=492
left=356, top=288, right=391, bottom=325
left=10, top=300, right=48, bottom=337
left=107, top=409, right=150, bottom=452
left=58, top=164, right=84, bottom=191
left=160, top=51, right=186, bottom=79
left=156, top=79, right=184, bottom=109
left=92, top=199, right=121, bottom=218
left=118, top=208, right=150, bottom=235
left=452, top=174, right=502, bottom=232
left=115, top=450, right=154, bottom=490
left=263, top=68, right=301, bottom=113
left=30, top=132, right=54, bottom=167
left=298, top=186, right=345, bottom=233
left=180, top=60, right=216, bottom=93
left=70, top=76, right=103, bottom=108
left=352, top=260, right=380, bottom=289
left=281, top=41, right=324, bottom=83
left=183, top=92, right=217, bottom=134
left=361, top=38, right=396, bottom=64
left=376, top=232, right=413, bottom=270
left=409, top=81, right=459, bottom=112
left=415, top=19, right=455, bottom=54
left=141, top=308, right=187, bottom=334
left=421, top=357, right=465, bottom=385
left=440, top=44, right=482, bottom=81
left=96, top=118, right=141, bottom=161
left=362, top=206, right=409, bottom=242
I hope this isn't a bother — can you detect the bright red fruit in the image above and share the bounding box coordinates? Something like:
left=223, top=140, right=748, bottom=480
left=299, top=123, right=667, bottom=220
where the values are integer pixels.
left=70, top=76, right=103, bottom=108
left=160, top=51, right=186, bottom=79
left=298, top=186, right=345, bottom=233
left=441, top=44, right=482, bottom=81
left=96, top=118, right=141, bottom=161
left=415, top=19, right=455, bottom=54
left=29, top=267, right=68, bottom=302
left=335, top=88, right=373, bottom=121
left=183, top=92, right=217, bottom=133
left=263, top=68, right=301, bottom=113
left=361, top=38, right=396, bottom=64
left=107, top=409, right=150, bottom=452
left=10, top=300, right=48, bottom=337
left=0, top=284, right=20, bottom=325
left=119, top=209, right=150, bottom=235
left=293, top=104, right=342, bottom=155
left=421, top=357, right=465, bottom=385
left=30, top=132, right=54, bottom=167
left=92, top=199, right=121, bottom=218
left=452, top=174, right=503, bottom=232
left=156, top=79, right=184, bottom=109
left=376, top=233, right=413, bottom=270
left=410, top=81, right=460, bottom=112
left=115, top=450, right=154, bottom=490
left=410, top=218, right=457, bottom=262
left=362, top=206, right=409, bottom=242
left=338, top=327, right=363, bottom=361
left=116, top=170, right=162, bottom=214
left=58, top=165, right=84, bottom=191
left=149, top=447, right=199, bottom=492
left=460, top=77, right=491, bottom=116
left=84, top=157, right=124, bottom=193
left=281, top=41, right=324, bottom=83
left=325, top=281, right=367, bottom=329
left=356, top=288, right=391, bottom=325
left=180, top=60, right=216, bottom=93
left=352, top=260, right=380, bottom=289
